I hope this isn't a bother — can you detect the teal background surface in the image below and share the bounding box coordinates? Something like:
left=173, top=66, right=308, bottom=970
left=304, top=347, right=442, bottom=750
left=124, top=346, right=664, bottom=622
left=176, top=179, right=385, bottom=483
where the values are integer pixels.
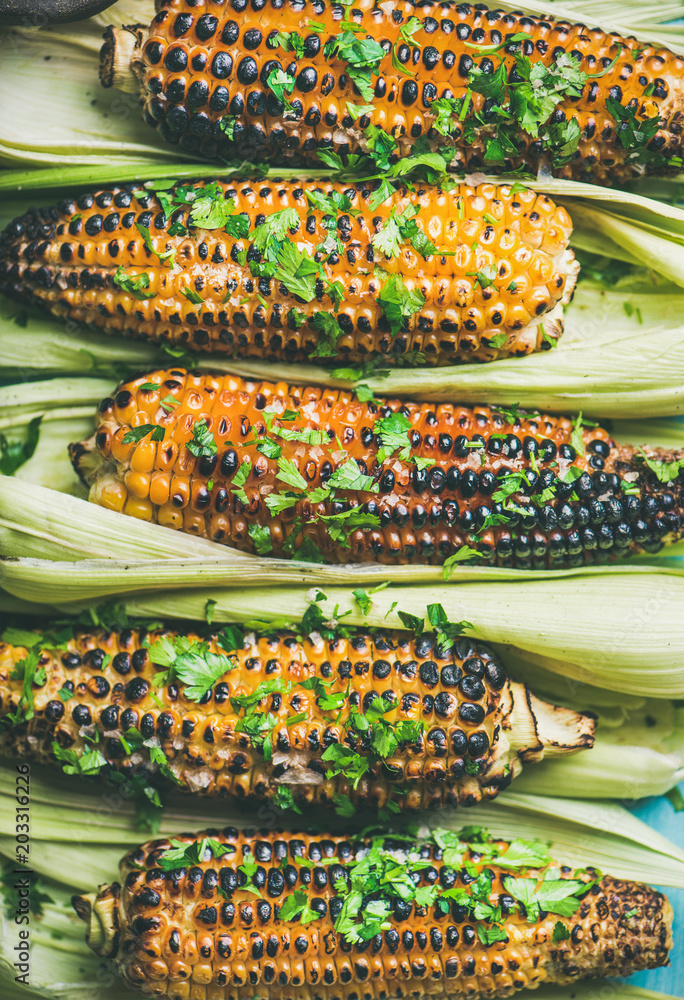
left=629, top=782, right=683, bottom=994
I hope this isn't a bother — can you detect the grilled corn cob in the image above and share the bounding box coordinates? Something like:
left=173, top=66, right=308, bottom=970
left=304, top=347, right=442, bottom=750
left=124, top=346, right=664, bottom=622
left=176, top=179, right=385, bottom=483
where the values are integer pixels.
left=0, top=624, right=596, bottom=810
left=72, top=825, right=673, bottom=1000
left=0, top=178, right=578, bottom=365
left=100, top=0, right=684, bottom=182
left=70, top=368, right=684, bottom=568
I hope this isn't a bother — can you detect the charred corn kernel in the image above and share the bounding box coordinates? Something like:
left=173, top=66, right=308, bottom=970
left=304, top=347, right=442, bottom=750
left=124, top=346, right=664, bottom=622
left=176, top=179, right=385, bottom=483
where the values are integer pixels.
left=0, top=179, right=577, bottom=366
left=99, top=0, right=684, bottom=183
left=70, top=368, right=684, bottom=569
left=73, top=826, right=673, bottom=1000
left=0, top=625, right=596, bottom=811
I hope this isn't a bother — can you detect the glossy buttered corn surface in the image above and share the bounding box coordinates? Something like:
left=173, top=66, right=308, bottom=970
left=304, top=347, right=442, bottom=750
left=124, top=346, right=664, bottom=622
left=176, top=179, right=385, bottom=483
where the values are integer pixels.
left=0, top=626, right=595, bottom=810
left=0, top=179, right=577, bottom=365
left=101, top=0, right=684, bottom=181
left=74, top=827, right=673, bottom=1000
left=71, top=369, right=684, bottom=568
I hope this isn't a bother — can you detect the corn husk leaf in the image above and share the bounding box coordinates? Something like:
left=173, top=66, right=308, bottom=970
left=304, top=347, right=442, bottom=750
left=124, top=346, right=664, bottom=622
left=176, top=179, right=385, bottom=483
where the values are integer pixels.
left=503, top=649, right=684, bottom=797
left=2, top=565, right=684, bottom=696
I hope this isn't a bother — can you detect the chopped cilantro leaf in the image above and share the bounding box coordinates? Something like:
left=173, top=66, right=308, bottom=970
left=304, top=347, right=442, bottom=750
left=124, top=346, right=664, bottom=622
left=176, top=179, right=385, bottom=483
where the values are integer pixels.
left=375, top=411, right=412, bottom=462
left=505, top=875, right=590, bottom=922
left=182, top=287, right=204, bottom=305
left=442, top=545, right=484, bottom=578
left=552, top=921, right=570, bottom=943
left=376, top=271, right=425, bottom=334
left=249, top=523, right=273, bottom=555
left=0, top=415, right=41, bottom=477
left=113, top=267, right=155, bottom=300
left=636, top=449, right=684, bottom=484
left=186, top=419, right=217, bottom=458
left=274, top=241, right=319, bottom=301
left=157, top=837, right=233, bottom=872
left=324, top=31, right=385, bottom=102
left=122, top=424, right=165, bottom=445
left=148, top=635, right=237, bottom=701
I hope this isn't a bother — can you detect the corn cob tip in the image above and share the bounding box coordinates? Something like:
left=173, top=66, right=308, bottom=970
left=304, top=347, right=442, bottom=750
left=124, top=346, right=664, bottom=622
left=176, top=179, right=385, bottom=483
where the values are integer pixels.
left=99, top=24, right=145, bottom=93
left=509, top=684, right=596, bottom=763
left=72, top=885, right=120, bottom=958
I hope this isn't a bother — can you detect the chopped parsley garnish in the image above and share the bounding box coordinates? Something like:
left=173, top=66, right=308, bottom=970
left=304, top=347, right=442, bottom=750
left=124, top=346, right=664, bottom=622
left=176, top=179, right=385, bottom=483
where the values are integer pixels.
left=122, top=424, right=165, bottom=445
left=182, top=287, right=204, bottom=305
left=442, top=545, right=484, bottom=579
left=148, top=635, right=237, bottom=701
left=266, top=67, right=297, bottom=111
left=376, top=271, right=425, bottom=334
left=637, top=449, right=684, bottom=483
left=4, top=645, right=45, bottom=727
left=135, top=221, right=176, bottom=268
left=251, top=209, right=299, bottom=255
left=274, top=241, right=319, bottom=301
left=51, top=743, right=107, bottom=776
left=186, top=419, right=217, bottom=458
left=372, top=203, right=436, bottom=260
left=391, top=16, right=422, bottom=76
left=606, top=97, right=662, bottom=155
left=553, top=920, right=571, bottom=943
left=231, top=679, right=290, bottom=760
left=324, top=31, right=385, bottom=102
left=0, top=415, right=41, bottom=477
left=189, top=183, right=249, bottom=237
left=278, top=889, right=319, bottom=924
left=157, top=837, right=234, bottom=872
left=375, top=411, right=413, bottom=461
left=505, top=874, right=592, bottom=921
left=113, top=267, right=155, bottom=300
left=270, top=30, right=305, bottom=58
left=249, top=523, right=273, bottom=555
left=231, top=458, right=252, bottom=503
left=310, top=312, right=344, bottom=357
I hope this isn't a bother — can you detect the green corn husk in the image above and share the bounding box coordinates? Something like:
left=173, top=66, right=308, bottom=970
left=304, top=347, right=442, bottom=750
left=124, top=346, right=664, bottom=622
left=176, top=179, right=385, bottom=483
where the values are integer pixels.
left=1, top=762, right=683, bottom=1000
left=2, top=572, right=683, bottom=697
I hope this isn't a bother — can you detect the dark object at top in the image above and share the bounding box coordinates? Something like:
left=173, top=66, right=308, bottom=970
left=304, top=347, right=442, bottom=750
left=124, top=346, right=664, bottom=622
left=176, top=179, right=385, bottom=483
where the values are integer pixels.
left=0, top=0, right=117, bottom=25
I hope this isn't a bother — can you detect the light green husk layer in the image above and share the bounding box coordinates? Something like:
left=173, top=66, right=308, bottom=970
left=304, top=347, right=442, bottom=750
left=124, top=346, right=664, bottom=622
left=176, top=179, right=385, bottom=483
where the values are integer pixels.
left=0, top=760, right=682, bottom=999
left=2, top=567, right=684, bottom=696
left=500, top=653, right=684, bottom=797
